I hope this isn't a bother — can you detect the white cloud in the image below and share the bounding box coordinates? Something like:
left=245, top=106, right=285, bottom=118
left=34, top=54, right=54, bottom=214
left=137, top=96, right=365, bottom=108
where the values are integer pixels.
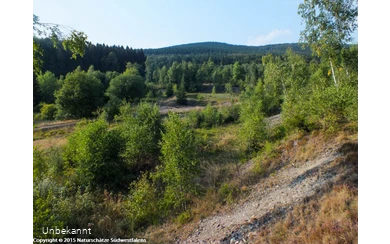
left=247, top=29, right=292, bottom=46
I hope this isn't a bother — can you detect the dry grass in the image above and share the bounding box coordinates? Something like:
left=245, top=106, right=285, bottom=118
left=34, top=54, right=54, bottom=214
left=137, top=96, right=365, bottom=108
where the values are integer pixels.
left=142, top=124, right=358, bottom=243
left=33, top=126, right=74, bottom=140
left=248, top=127, right=358, bottom=244
left=251, top=184, right=358, bottom=244
left=33, top=137, right=68, bottom=150
left=214, top=132, right=237, bottom=151
left=143, top=225, right=179, bottom=244
left=34, top=119, right=80, bottom=128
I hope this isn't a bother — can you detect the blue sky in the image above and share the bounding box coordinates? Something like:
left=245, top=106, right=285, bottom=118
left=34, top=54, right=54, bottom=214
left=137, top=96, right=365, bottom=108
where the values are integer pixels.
left=33, top=0, right=356, bottom=49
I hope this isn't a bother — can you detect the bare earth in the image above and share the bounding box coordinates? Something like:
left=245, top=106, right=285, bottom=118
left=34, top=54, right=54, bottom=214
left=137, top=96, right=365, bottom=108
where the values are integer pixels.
left=181, top=148, right=344, bottom=243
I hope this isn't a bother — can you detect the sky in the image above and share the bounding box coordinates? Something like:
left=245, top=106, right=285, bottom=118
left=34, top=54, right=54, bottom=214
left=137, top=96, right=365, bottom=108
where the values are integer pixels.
left=33, top=0, right=357, bottom=49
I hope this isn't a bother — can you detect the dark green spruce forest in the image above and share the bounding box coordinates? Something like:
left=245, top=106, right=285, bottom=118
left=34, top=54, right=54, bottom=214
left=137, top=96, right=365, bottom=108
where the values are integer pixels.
left=33, top=0, right=358, bottom=242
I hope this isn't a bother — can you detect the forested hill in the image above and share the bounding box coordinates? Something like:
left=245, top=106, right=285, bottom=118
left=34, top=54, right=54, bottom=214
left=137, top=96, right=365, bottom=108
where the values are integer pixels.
left=144, top=42, right=310, bottom=56
left=35, top=39, right=310, bottom=78
left=35, top=38, right=147, bottom=77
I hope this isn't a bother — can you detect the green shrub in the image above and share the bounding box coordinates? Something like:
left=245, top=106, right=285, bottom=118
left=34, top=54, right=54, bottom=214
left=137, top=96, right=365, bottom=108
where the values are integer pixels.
left=103, top=97, right=123, bottom=121
left=197, top=93, right=205, bottom=100
left=39, top=103, right=57, bottom=120
left=166, top=82, right=174, bottom=97
left=33, top=188, right=66, bottom=238
left=239, top=100, right=268, bottom=152
left=201, top=104, right=222, bottom=128
left=282, top=91, right=314, bottom=133
left=106, top=73, right=145, bottom=102
left=221, top=105, right=240, bottom=124
left=218, top=182, right=239, bottom=204
left=269, top=125, right=287, bottom=141
left=37, top=71, right=61, bottom=104
left=55, top=68, right=104, bottom=118
left=175, top=81, right=187, bottom=105
left=176, top=210, right=192, bottom=225
left=64, top=117, right=126, bottom=190
left=309, top=84, right=358, bottom=132
left=117, top=102, right=162, bottom=174
left=33, top=147, right=48, bottom=180
left=126, top=175, right=159, bottom=231
left=187, top=109, right=204, bottom=128
left=156, top=112, right=199, bottom=213
left=212, top=86, right=216, bottom=95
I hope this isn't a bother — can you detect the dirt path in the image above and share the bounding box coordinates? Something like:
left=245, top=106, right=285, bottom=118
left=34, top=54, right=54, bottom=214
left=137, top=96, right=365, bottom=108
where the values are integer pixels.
left=34, top=103, right=242, bottom=131
left=34, top=120, right=79, bottom=131
left=182, top=149, right=341, bottom=243
left=159, top=105, right=204, bottom=115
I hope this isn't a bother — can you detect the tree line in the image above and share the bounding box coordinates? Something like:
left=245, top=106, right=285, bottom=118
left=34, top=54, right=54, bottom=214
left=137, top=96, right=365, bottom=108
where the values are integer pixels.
left=34, top=38, right=147, bottom=77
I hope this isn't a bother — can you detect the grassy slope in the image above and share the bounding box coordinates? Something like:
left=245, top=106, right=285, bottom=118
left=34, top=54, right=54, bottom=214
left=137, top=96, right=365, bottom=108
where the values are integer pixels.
left=143, top=123, right=358, bottom=243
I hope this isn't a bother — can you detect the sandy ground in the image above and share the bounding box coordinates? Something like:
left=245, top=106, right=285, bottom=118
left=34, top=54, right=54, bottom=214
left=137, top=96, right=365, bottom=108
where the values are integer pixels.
left=182, top=148, right=344, bottom=243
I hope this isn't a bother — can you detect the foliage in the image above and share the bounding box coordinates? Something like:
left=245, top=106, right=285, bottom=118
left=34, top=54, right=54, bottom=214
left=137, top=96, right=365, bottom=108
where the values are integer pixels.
left=33, top=40, right=44, bottom=75
left=175, top=81, right=187, bottom=105
left=145, top=42, right=308, bottom=55
left=176, top=210, right=192, bottom=225
left=33, top=15, right=88, bottom=75
left=201, top=103, right=222, bottom=128
left=126, top=174, right=159, bottom=232
left=55, top=67, right=104, bottom=118
left=103, top=97, right=123, bottom=121
left=106, top=73, right=145, bottom=102
left=156, top=112, right=199, bottom=213
left=298, top=0, right=358, bottom=85
left=220, top=105, right=240, bottom=124
left=239, top=99, right=268, bottom=152
left=33, top=147, right=48, bottom=180
left=39, top=103, right=58, bottom=120
left=165, top=82, right=174, bottom=97
left=116, top=102, right=162, bottom=175
left=218, top=182, right=240, bottom=204
left=309, top=84, right=358, bottom=132
left=64, top=117, right=125, bottom=190
left=34, top=38, right=147, bottom=77
left=37, top=71, right=61, bottom=104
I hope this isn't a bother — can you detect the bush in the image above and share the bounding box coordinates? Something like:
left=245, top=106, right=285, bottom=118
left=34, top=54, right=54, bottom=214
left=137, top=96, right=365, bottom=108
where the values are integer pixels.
left=126, top=174, right=159, bottom=232
left=116, top=102, right=162, bottom=174
left=176, top=210, right=192, bottom=225
left=187, top=105, right=240, bottom=129
left=106, top=73, right=145, bottom=102
left=156, top=112, right=199, bottom=213
left=55, top=68, right=104, bottom=118
left=187, top=109, right=204, bottom=128
left=201, top=104, right=222, bottom=128
left=33, top=147, right=48, bottom=180
left=103, top=97, right=123, bottom=121
left=269, top=124, right=287, bottom=141
left=212, top=86, right=216, bottom=95
left=175, top=81, right=187, bottom=105
left=64, top=117, right=126, bottom=190
left=37, top=71, right=61, bottom=104
left=309, top=84, right=358, bottom=132
left=221, top=105, right=240, bottom=124
left=218, top=182, right=240, bottom=204
left=197, top=93, right=205, bottom=100
left=282, top=91, right=314, bottom=133
left=166, top=82, right=174, bottom=97
left=39, top=103, right=57, bottom=120
left=239, top=100, right=268, bottom=152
